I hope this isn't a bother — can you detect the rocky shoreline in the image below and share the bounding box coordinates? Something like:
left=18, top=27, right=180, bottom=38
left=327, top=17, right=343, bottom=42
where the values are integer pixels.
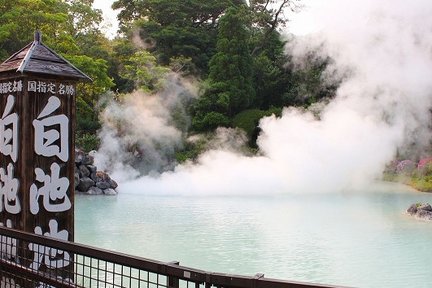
left=75, top=149, right=118, bottom=195
left=407, top=203, right=432, bottom=221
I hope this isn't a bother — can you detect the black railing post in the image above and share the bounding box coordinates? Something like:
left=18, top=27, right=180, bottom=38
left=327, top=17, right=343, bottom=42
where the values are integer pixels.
left=167, top=261, right=180, bottom=288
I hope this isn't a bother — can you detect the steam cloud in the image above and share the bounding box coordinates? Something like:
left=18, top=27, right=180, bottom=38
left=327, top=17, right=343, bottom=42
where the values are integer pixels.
left=97, top=0, right=432, bottom=195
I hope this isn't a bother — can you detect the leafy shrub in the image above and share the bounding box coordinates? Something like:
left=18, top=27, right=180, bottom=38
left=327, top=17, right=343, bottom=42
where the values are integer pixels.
left=76, top=133, right=100, bottom=152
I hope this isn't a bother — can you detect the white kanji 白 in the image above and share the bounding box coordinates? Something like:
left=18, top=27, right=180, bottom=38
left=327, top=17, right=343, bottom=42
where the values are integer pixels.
left=0, top=95, right=18, bottom=162
left=33, top=96, right=69, bottom=162
left=30, top=162, right=71, bottom=214
left=29, top=220, right=70, bottom=271
left=0, top=219, right=17, bottom=260
left=0, top=163, right=20, bottom=214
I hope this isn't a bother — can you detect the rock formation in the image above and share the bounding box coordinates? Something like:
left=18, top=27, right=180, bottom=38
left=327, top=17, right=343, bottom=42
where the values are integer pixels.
left=407, top=203, right=432, bottom=220
left=75, top=149, right=118, bottom=195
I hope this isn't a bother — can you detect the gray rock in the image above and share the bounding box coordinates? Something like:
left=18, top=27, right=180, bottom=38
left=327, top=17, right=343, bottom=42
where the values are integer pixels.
left=87, top=186, right=103, bottom=195
left=95, top=171, right=110, bottom=182
left=407, top=204, right=418, bottom=215
left=416, top=209, right=432, bottom=220
left=79, top=165, right=90, bottom=178
left=90, top=171, right=97, bottom=182
left=418, top=203, right=432, bottom=211
left=87, top=165, right=97, bottom=173
left=103, top=188, right=117, bottom=196
left=96, top=181, right=111, bottom=190
left=75, top=150, right=85, bottom=164
left=82, top=154, right=94, bottom=165
left=109, top=179, right=118, bottom=189
left=77, top=177, right=95, bottom=192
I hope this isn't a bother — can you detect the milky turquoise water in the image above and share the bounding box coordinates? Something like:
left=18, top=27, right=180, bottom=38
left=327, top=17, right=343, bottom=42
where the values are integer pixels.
left=75, top=183, right=432, bottom=288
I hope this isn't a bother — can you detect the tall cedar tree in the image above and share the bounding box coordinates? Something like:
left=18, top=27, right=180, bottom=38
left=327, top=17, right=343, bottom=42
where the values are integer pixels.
left=192, top=7, right=255, bottom=131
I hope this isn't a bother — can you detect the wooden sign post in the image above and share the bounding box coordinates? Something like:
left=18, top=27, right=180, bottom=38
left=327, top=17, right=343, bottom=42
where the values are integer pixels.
left=0, top=32, right=90, bottom=282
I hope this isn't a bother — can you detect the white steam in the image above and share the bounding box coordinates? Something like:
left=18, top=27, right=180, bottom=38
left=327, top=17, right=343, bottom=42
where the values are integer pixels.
left=95, top=73, right=197, bottom=180
left=98, top=0, right=432, bottom=195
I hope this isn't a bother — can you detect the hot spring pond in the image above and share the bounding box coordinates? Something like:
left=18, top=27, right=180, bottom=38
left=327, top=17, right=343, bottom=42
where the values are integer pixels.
left=75, top=182, right=432, bottom=288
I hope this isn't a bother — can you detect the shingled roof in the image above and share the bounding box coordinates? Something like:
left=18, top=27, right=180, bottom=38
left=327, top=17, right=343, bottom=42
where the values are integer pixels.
left=0, top=32, right=91, bottom=81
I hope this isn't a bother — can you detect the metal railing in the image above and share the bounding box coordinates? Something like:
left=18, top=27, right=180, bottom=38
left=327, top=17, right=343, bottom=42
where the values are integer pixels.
left=0, top=226, right=344, bottom=288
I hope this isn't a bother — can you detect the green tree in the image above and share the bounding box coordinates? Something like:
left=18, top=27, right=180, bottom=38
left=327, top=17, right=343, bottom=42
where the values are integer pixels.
left=192, top=7, right=255, bottom=131
left=120, top=50, right=169, bottom=92
left=112, top=0, right=244, bottom=74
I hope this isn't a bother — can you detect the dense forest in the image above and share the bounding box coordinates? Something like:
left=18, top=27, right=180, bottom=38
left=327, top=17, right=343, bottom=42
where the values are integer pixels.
left=0, top=0, right=337, bottom=161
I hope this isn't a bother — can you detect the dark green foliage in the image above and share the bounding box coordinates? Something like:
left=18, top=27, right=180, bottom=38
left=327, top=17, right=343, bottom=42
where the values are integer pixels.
left=284, top=53, right=339, bottom=107
left=192, top=111, right=231, bottom=131
left=76, top=133, right=101, bottom=152
left=112, top=0, right=241, bottom=74
left=232, top=108, right=282, bottom=147
left=192, top=7, right=255, bottom=131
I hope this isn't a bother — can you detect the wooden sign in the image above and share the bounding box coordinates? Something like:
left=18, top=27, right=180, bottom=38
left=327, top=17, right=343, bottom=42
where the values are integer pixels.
left=0, top=32, right=90, bottom=284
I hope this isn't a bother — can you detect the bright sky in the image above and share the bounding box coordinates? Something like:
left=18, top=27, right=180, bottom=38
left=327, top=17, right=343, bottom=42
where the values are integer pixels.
left=92, top=0, right=321, bottom=39
left=93, top=0, right=118, bottom=39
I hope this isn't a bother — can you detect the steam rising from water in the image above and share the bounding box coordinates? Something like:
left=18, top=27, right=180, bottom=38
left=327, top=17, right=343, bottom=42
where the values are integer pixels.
left=97, top=0, right=432, bottom=195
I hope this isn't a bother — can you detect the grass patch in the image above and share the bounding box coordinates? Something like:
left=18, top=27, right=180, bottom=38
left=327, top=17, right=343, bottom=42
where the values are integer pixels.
left=409, top=177, right=432, bottom=192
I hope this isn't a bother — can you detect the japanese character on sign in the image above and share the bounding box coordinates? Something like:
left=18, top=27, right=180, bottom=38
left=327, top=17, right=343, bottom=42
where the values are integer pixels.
left=37, top=81, right=47, bottom=93
left=29, top=219, right=70, bottom=271
left=33, top=96, right=69, bottom=162
left=0, top=95, right=18, bottom=162
left=12, top=80, right=22, bottom=92
left=65, top=85, right=74, bottom=96
left=58, top=84, right=65, bottom=95
left=0, top=163, right=20, bottom=214
left=30, top=162, right=71, bottom=215
left=28, top=81, right=48, bottom=93
left=28, top=81, right=37, bottom=92
left=47, top=83, right=56, bottom=94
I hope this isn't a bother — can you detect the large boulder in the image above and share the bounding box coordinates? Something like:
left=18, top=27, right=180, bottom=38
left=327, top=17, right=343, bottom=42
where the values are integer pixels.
left=77, top=177, right=95, bottom=192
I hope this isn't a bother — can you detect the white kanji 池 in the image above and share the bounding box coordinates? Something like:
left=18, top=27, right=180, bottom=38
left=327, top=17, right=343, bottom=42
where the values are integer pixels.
left=29, top=219, right=70, bottom=271
left=0, top=95, right=18, bottom=162
left=33, top=96, right=69, bottom=162
left=30, top=162, right=71, bottom=215
left=0, top=163, right=20, bottom=214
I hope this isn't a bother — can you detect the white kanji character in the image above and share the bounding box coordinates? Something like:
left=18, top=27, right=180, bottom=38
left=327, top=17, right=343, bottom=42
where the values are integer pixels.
left=0, top=95, right=18, bottom=162
left=0, top=163, right=20, bottom=214
left=47, top=83, right=56, bottom=94
left=37, top=81, right=47, bottom=93
left=29, top=220, right=70, bottom=271
left=0, top=219, right=17, bottom=260
left=2, top=83, right=8, bottom=94
left=12, top=80, right=22, bottom=92
left=33, top=96, right=69, bottom=162
left=7, top=82, right=13, bottom=93
left=28, top=81, right=37, bottom=92
left=30, top=162, right=70, bottom=214
left=58, top=84, right=65, bottom=95
left=65, top=85, right=74, bottom=96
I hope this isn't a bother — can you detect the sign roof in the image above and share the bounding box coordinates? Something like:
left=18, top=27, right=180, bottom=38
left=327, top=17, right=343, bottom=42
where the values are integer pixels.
left=0, top=32, right=92, bottom=81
